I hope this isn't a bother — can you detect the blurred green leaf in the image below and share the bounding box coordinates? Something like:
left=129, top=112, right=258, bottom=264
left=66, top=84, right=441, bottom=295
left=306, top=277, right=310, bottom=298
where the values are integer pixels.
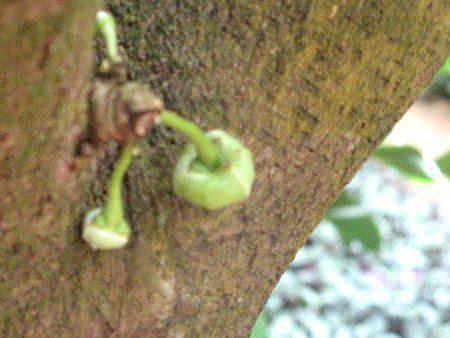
left=437, top=57, right=450, bottom=77
left=373, top=144, right=434, bottom=183
left=250, top=312, right=270, bottom=338
left=421, top=57, right=450, bottom=100
left=327, top=191, right=381, bottom=251
left=330, top=190, right=359, bottom=209
left=436, top=150, right=450, bottom=178
left=328, top=207, right=381, bottom=251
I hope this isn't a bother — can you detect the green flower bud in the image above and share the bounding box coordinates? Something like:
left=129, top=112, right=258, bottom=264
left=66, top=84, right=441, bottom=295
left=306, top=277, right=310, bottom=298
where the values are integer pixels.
left=82, top=208, right=130, bottom=250
left=82, top=143, right=134, bottom=250
left=173, top=129, right=254, bottom=210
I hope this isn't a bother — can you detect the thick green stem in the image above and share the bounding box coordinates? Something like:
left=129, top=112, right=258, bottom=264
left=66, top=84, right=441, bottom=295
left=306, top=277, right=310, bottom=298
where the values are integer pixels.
left=103, top=143, right=134, bottom=225
left=160, top=111, right=222, bottom=168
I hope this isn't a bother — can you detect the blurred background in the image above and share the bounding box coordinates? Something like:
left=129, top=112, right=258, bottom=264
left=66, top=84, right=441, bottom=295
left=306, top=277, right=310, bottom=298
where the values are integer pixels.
left=251, top=59, right=450, bottom=338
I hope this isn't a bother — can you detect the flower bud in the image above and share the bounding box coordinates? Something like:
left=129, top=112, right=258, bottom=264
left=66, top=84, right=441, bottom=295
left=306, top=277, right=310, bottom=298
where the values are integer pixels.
left=82, top=208, right=130, bottom=250
left=173, top=130, right=254, bottom=210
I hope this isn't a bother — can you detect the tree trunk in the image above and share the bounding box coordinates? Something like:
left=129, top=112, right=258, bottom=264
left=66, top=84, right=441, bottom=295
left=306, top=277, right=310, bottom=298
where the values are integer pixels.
left=1, top=0, right=448, bottom=336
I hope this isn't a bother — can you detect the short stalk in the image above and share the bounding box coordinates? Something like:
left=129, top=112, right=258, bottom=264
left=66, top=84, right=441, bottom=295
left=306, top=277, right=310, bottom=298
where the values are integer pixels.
left=160, top=111, right=223, bottom=168
left=96, top=11, right=122, bottom=64
left=103, top=142, right=134, bottom=226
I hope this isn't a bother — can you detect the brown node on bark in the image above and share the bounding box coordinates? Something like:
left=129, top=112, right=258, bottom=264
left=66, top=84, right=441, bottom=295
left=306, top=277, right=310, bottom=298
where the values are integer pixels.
left=88, top=74, right=164, bottom=145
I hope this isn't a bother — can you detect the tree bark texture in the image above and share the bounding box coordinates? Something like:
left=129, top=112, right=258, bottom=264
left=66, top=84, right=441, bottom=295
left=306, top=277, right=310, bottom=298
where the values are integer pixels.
left=0, top=0, right=448, bottom=337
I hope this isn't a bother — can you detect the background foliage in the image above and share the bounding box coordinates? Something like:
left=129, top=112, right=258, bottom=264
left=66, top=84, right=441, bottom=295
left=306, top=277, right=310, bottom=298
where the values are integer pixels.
left=251, top=59, right=450, bottom=338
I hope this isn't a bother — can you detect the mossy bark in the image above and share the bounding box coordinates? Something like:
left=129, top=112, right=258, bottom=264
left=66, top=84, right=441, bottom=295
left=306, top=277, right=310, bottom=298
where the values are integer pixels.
left=1, top=0, right=448, bottom=337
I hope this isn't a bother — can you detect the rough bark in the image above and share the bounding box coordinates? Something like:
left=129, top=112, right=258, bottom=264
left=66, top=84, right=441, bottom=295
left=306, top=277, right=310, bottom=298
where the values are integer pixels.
left=0, top=0, right=448, bottom=337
